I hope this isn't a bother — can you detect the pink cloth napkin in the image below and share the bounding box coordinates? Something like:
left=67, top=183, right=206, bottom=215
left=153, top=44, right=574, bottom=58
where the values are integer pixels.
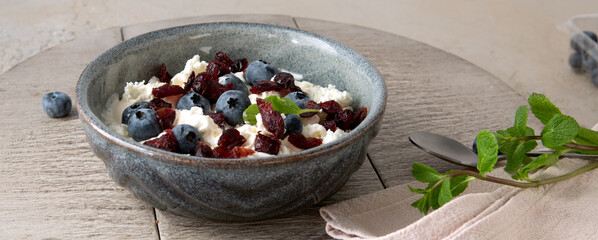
left=320, top=125, right=598, bottom=239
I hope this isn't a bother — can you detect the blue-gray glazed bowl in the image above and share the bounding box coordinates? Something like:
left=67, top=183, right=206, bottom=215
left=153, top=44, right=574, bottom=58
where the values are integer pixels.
left=76, top=22, right=386, bottom=222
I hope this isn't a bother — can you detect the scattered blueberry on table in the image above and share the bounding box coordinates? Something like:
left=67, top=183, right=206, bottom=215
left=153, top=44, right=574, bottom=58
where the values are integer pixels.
left=568, top=30, right=598, bottom=86
left=42, top=91, right=72, bottom=118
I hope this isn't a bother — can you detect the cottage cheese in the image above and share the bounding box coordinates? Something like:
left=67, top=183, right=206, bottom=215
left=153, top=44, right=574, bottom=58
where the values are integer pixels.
left=101, top=54, right=352, bottom=157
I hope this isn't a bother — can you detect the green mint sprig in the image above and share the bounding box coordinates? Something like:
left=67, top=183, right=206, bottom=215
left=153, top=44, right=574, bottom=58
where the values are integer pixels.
left=242, top=95, right=320, bottom=125
left=409, top=93, right=598, bottom=214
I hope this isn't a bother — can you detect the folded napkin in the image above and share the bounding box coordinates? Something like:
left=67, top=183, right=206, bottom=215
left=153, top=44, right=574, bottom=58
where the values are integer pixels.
left=321, top=125, right=598, bottom=239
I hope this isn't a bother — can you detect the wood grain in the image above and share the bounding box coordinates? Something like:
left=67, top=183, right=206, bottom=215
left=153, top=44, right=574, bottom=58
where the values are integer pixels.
left=293, top=17, right=543, bottom=187
left=0, top=27, right=158, bottom=239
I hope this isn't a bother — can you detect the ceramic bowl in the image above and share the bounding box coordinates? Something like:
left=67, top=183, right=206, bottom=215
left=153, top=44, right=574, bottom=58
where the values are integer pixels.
left=76, top=22, right=386, bottom=221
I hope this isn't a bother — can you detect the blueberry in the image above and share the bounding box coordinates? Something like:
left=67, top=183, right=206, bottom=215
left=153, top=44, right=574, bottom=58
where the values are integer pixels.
left=472, top=137, right=478, bottom=154
left=569, top=52, right=583, bottom=72
left=591, top=68, right=598, bottom=87
left=221, top=73, right=249, bottom=95
left=177, top=92, right=211, bottom=114
left=42, top=91, right=72, bottom=118
left=172, top=124, right=202, bottom=154
left=122, top=101, right=151, bottom=124
left=284, top=114, right=303, bottom=135
left=215, top=90, right=251, bottom=126
left=571, top=31, right=598, bottom=53
left=285, top=91, right=311, bottom=108
left=245, top=60, right=279, bottom=86
left=583, top=53, right=597, bottom=71
left=127, top=108, right=162, bottom=141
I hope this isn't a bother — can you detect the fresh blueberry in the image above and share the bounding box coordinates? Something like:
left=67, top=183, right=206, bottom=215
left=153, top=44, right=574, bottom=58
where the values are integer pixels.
left=285, top=91, right=311, bottom=109
left=571, top=31, right=598, bottom=53
left=172, top=124, right=202, bottom=154
left=176, top=91, right=211, bottom=114
left=122, top=101, right=151, bottom=124
left=284, top=114, right=303, bottom=135
left=42, top=91, right=72, bottom=118
left=245, top=60, right=279, bottom=86
left=569, top=52, right=583, bottom=72
left=591, top=68, right=598, bottom=87
left=215, top=90, right=251, bottom=126
left=472, top=136, right=478, bottom=154
left=220, top=73, right=249, bottom=95
left=127, top=108, right=162, bottom=141
left=583, top=53, right=597, bottom=71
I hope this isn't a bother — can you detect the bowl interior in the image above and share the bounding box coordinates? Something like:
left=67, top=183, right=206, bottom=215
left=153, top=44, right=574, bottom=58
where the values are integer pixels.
left=79, top=22, right=386, bottom=161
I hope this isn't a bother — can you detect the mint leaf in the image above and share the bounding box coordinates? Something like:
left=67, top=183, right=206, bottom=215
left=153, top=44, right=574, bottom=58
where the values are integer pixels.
left=541, top=114, right=579, bottom=148
left=515, top=151, right=563, bottom=179
left=242, top=95, right=319, bottom=125
left=574, top=127, right=598, bottom=146
left=449, top=175, right=472, bottom=196
left=528, top=93, right=562, bottom=125
left=408, top=185, right=427, bottom=194
left=412, top=163, right=443, bottom=183
left=411, top=194, right=432, bottom=214
left=514, top=105, right=529, bottom=136
left=242, top=104, right=260, bottom=125
left=437, top=179, right=453, bottom=206
left=476, top=130, right=498, bottom=175
left=504, top=140, right=537, bottom=173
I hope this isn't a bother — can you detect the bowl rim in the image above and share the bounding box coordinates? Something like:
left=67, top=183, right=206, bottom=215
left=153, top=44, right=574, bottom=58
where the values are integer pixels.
left=76, top=21, right=387, bottom=168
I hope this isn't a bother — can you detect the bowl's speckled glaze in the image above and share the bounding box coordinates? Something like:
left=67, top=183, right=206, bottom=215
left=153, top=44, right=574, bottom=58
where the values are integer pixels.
left=76, top=22, right=386, bottom=221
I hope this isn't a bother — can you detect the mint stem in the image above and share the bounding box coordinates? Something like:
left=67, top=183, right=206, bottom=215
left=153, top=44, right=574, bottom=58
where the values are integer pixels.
left=516, top=136, right=598, bottom=151
left=446, top=161, right=598, bottom=188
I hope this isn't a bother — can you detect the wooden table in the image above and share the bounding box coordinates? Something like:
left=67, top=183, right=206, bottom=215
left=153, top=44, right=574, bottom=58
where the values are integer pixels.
left=0, top=14, right=536, bottom=239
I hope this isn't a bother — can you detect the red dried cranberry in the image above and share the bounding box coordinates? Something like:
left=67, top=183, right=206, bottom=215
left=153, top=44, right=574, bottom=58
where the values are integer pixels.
left=194, top=141, right=215, bottom=158
left=156, top=108, right=176, bottom=129
left=206, top=60, right=231, bottom=78
left=250, top=80, right=283, bottom=94
left=254, top=133, right=281, bottom=155
left=209, top=112, right=227, bottom=129
left=192, top=72, right=233, bottom=103
left=256, top=98, right=285, bottom=139
left=212, top=146, right=255, bottom=158
left=319, top=100, right=343, bottom=115
left=332, top=109, right=356, bottom=130
left=143, top=129, right=178, bottom=152
left=158, top=63, right=172, bottom=83
left=215, top=51, right=233, bottom=66
left=231, top=58, right=248, bottom=73
left=191, top=72, right=211, bottom=94
left=152, top=84, right=187, bottom=98
left=184, top=72, right=196, bottom=91
left=232, top=146, right=255, bottom=158
left=288, top=133, right=322, bottom=149
left=350, top=107, right=368, bottom=129
left=273, top=72, right=301, bottom=92
left=319, top=120, right=337, bottom=131
left=217, top=129, right=246, bottom=150
left=149, top=98, right=172, bottom=111
left=299, top=100, right=321, bottom=118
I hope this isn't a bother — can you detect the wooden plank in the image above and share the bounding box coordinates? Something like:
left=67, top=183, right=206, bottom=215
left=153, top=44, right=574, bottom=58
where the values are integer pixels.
left=0, top=27, right=158, bottom=239
left=154, top=161, right=383, bottom=240
left=293, top=17, right=543, bottom=187
left=122, top=14, right=298, bottom=40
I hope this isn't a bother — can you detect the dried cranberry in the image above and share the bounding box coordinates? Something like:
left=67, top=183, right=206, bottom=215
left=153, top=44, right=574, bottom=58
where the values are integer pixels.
left=319, top=100, right=343, bottom=115
left=256, top=98, right=285, bottom=139
left=231, top=58, right=248, bottom=73
left=215, top=51, right=233, bottom=66
left=192, top=72, right=233, bottom=103
left=350, top=107, right=368, bottom=129
left=184, top=72, right=196, bottom=91
left=288, top=133, right=322, bottom=149
left=209, top=112, right=227, bottom=129
left=254, top=133, right=281, bottom=155
left=152, top=84, right=187, bottom=98
left=232, top=146, right=255, bottom=158
left=157, top=63, right=172, bottom=83
left=194, top=141, right=215, bottom=158
left=250, top=80, right=283, bottom=94
left=217, top=129, right=246, bottom=150
left=213, top=146, right=255, bottom=158
left=299, top=100, right=321, bottom=118
left=149, top=98, right=172, bottom=111
left=156, top=108, right=176, bottom=129
left=332, top=109, right=356, bottom=130
left=273, top=72, right=301, bottom=92
left=143, top=129, right=178, bottom=152
left=206, top=60, right=231, bottom=78
left=319, top=120, right=337, bottom=131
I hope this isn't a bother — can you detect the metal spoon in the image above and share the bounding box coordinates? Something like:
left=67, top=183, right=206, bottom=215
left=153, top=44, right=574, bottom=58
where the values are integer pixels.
left=408, top=131, right=596, bottom=168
